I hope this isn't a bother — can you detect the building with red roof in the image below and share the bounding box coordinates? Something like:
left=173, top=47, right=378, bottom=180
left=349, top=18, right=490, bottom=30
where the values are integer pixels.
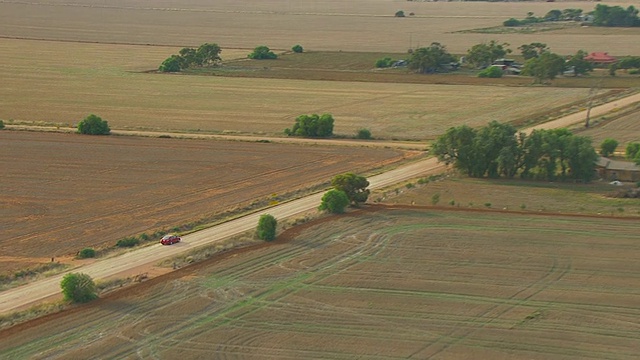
left=584, top=52, right=617, bottom=65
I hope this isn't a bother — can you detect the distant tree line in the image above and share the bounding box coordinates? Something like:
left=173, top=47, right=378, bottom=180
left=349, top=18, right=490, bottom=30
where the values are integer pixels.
left=285, top=113, right=334, bottom=138
left=503, top=5, right=640, bottom=27
left=433, top=121, right=599, bottom=182
left=159, top=43, right=222, bottom=72
left=592, top=4, right=640, bottom=27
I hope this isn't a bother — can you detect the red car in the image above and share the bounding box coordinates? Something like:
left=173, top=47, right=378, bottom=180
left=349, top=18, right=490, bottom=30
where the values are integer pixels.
left=160, top=234, right=181, bottom=245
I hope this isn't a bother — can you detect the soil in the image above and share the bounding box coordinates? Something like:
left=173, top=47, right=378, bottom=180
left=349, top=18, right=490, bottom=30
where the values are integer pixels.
left=1, top=205, right=638, bottom=359
left=0, top=131, right=408, bottom=275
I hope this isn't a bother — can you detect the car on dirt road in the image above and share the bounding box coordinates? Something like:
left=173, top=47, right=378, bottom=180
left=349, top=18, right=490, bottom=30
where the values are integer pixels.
left=160, top=234, right=181, bottom=245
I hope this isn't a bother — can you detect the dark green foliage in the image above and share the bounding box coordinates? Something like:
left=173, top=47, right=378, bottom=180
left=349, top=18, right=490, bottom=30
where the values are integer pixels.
left=0, top=120, right=4, bottom=129
left=518, top=43, right=549, bottom=60
left=625, top=142, right=640, bottom=160
left=356, top=128, right=372, bottom=140
left=285, top=113, right=334, bottom=138
left=60, top=273, right=97, bottom=303
left=331, top=173, right=370, bottom=206
left=78, top=248, right=96, bottom=259
left=77, top=114, right=110, bottom=135
left=465, top=40, right=511, bottom=68
left=160, top=43, right=222, bottom=72
left=375, top=57, right=395, bottom=68
left=478, top=66, right=503, bottom=78
left=565, top=50, right=593, bottom=76
left=257, top=214, right=277, bottom=241
left=395, top=10, right=405, bottom=17
left=600, top=138, right=619, bottom=157
left=116, top=237, right=139, bottom=248
left=433, top=123, right=599, bottom=182
left=291, top=44, right=304, bottom=53
left=544, top=10, right=562, bottom=21
left=159, top=55, right=182, bottom=72
left=318, top=189, right=350, bottom=214
left=503, top=18, right=521, bottom=27
left=248, top=45, right=278, bottom=60
left=522, top=52, right=566, bottom=84
left=617, top=56, right=640, bottom=70
left=408, top=42, right=456, bottom=74
left=592, top=4, right=640, bottom=27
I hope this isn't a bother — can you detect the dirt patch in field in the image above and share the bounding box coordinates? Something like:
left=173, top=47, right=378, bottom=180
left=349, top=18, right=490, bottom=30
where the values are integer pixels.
left=1, top=206, right=638, bottom=359
left=0, top=131, right=409, bottom=275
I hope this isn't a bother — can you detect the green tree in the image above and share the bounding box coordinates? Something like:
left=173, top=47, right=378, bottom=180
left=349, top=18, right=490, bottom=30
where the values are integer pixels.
left=257, top=214, right=277, bottom=241
left=375, top=57, right=395, bottom=68
left=285, top=113, right=334, bottom=138
left=522, top=52, right=566, bottom=84
left=562, top=8, right=583, bottom=21
left=77, top=114, right=110, bottom=135
left=356, top=128, right=372, bottom=139
left=544, top=10, right=563, bottom=21
left=465, top=41, right=511, bottom=68
left=592, top=4, right=640, bottom=27
left=625, top=142, right=640, bottom=160
left=566, top=136, right=598, bottom=182
left=518, top=43, right=549, bottom=60
left=565, top=50, right=593, bottom=76
left=78, top=248, right=96, bottom=259
left=331, top=173, right=370, bottom=206
left=159, top=55, right=182, bottom=72
left=617, top=56, right=640, bottom=70
left=291, top=44, right=304, bottom=53
left=318, top=189, right=350, bottom=214
left=395, top=10, right=405, bottom=17
left=178, top=47, right=198, bottom=68
left=432, top=125, right=478, bottom=176
left=248, top=45, right=277, bottom=60
left=60, top=273, right=98, bottom=303
left=600, top=138, right=619, bottom=157
left=408, top=42, right=455, bottom=74
left=0, top=120, right=4, bottom=129
left=478, top=66, right=503, bottom=78
left=194, top=43, right=222, bottom=66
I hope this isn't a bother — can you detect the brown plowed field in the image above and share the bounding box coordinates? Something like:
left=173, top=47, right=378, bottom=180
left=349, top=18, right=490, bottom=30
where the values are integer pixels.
left=2, top=206, right=638, bottom=359
left=0, top=131, right=408, bottom=274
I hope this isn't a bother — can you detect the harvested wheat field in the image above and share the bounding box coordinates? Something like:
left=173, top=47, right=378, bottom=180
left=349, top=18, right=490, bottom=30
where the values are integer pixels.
left=572, top=104, right=640, bottom=149
left=384, top=175, right=640, bottom=217
left=0, top=38, right=596, bottom=140
left=1, top=0, right=639, bottom=54
left=1, top=207, right=638, bottom=359
left=0, top=131, right=407, bottom=274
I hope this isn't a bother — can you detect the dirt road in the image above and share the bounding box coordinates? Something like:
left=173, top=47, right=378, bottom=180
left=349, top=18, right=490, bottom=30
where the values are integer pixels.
left=0, top=91, right=638, bottom=315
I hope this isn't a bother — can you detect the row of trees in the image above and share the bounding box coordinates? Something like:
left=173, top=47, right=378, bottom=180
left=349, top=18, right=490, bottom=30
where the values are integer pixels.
left=432, top=121, right=599, bottom=182
left=504, top=9, right=584, bottom=27
left=284, top=113, right=334, bottom=138
left=159, top=43, right=222, bottom=72
left=592, top=4, right=640, bottom=27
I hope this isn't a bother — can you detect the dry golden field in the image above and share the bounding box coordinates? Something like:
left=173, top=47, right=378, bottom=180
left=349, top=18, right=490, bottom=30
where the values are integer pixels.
left=1, top=0, right=640, bottom=54
left=0, top=38, right=599, bottom=140
left=572, top=103, right=640, bottom=148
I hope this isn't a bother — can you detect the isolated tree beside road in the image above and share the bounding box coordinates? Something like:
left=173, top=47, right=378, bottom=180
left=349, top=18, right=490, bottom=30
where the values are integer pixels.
left=60, top=273, right=97, bottom=303
left=248, top=45, right=277, bottom=60
left=77, top=114, right=110, bottom=135
left=257, top=214, right=277, bottom=241
left=318, top=189, right=350, bottom=214
left=331, top=173, right=370, bottom=206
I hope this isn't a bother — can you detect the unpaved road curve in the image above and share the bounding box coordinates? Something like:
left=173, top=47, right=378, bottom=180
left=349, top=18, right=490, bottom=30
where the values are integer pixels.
left=1, top=91, right=639, bottom=315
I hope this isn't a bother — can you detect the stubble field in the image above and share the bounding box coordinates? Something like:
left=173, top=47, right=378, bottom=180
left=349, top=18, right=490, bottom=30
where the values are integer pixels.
left=1, top=0, right=639, bottom=54
left=1, top=208, right=638, bottom=359
left=0, top=131, right=407, bottom=274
